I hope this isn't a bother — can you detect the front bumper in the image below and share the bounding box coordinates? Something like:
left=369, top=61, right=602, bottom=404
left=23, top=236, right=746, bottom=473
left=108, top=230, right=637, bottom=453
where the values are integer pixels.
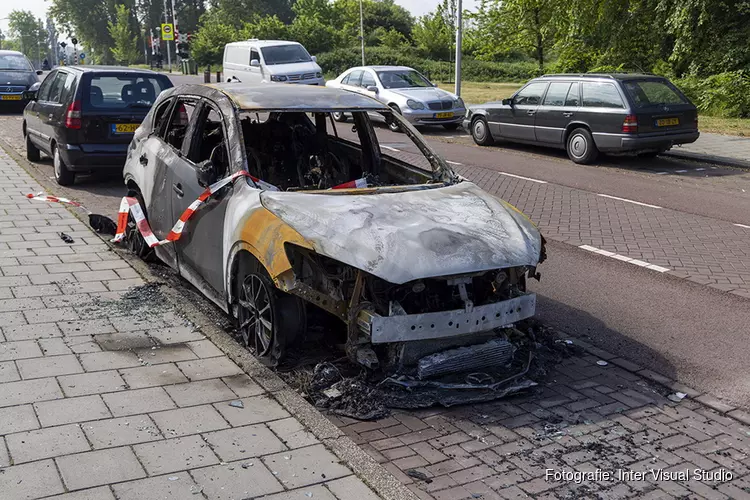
left=402, top=107, right=466, bottom=127
left=594, top=130, right=700, bottom=152
left=60, top=143, right=129, bottom=171
left=358, top=293, right=536, bottom=344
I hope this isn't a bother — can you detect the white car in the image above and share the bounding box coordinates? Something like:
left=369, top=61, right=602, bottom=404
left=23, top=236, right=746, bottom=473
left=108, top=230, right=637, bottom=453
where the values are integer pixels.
left=326, top=65, right=465, bottom=131
left=223, top=39, right=324, bottom=86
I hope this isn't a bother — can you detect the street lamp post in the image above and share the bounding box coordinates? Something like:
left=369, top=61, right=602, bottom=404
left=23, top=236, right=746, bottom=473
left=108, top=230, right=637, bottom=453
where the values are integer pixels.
left=359, top=0, right=365, bottom=66
left=454, top=0, right=463, bottom=96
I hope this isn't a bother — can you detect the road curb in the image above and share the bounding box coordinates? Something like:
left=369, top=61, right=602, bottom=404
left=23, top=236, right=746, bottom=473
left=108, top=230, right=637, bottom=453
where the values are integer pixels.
left=0, top=137, right=419, bottom=500
left=663, top=149, right=750, bottom=169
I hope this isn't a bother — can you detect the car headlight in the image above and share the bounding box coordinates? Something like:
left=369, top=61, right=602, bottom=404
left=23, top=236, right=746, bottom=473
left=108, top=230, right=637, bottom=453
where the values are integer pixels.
left=270, top=75, right=288, bottom=82
left=407, top=99, right=425, bottom=110
left=454, top=98, right=465, bottom=109
left=315, top=72, right=322, bottom=78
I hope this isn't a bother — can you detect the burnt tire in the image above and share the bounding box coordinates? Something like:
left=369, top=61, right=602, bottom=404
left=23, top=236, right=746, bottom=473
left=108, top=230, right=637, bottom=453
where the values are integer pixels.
left=566, top=127, right=599, bottom=164
left=25, top=131, right=40, bottom=162
left=53, top=145, right=75, bottom=186
left=236, top=256, right=306, bottom=367
left=471, top=116, right=494, bottom=146
left=124, top=192, right=155, bottom=261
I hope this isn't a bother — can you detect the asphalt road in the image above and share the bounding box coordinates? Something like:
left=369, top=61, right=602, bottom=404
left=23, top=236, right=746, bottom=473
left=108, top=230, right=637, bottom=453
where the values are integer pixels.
left=2, top=73, right=749, bottom=407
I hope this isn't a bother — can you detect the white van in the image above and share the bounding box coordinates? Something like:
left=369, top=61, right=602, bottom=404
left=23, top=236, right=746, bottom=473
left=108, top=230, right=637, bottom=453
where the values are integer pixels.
left=223, top=40, right=324, bottom=85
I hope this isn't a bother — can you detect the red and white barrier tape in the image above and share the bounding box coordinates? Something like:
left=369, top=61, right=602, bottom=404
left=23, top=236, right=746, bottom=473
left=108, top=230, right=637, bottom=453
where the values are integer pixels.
left=331, top=177, right=368, bottom=189
left=26, top=192, right=85, bottom=208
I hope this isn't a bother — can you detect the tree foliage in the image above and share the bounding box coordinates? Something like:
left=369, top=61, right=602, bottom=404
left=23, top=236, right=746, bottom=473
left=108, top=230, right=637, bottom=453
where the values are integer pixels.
left=109, top=4, right=140, bottom=64
left=7, top=10, right=48, bottom=62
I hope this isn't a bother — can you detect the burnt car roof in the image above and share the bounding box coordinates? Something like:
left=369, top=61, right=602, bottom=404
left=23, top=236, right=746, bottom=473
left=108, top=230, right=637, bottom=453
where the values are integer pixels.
left=199, top=83, right=391, bottom=111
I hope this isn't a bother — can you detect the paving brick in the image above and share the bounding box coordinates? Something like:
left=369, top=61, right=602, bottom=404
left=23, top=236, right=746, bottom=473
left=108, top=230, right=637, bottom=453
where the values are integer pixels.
left=73, top=270, right=119, bottom=282
left=0, top=360, right=19, bottom=382
left=24, top=306, right=79, bottom=324
left=81, top=414, right=161, bottom=450
left=79, top=351, right=142, bottom=371
left=104, top=277, right=144, bottom=291
left=263, top=444, right=350, bottom=488
left=176, top=356, right=244, bottom=381
left=3, top=322, right=61, bottom=341
left=29, top=272, right=74, bottom=285
left=151, top=405, right=229, bottom=437
left=0, top=340, right=43, bottom=361
left=44, top=486, right=117, bottom=500
left=267, top=417, right=319, bottom=449
left=38, top=338, right=74, bottom=356
left=58, top=318, right=115, bottom=336
left=222, top=373, right=265, bottom=397
left=6, top=423, right=90, bottom=463
left=147, top=326, right=205, bottom=344
left=12, top=283, right=62, bottom=298
left=102, top=387, right=176, bottom=417
left=0, top=459, right=65, bottom=499
left=0, top=405, right=39, bottom=434
left=133, top=344, right=198, bottom=364
left=17, top=353, right=83, bottom=379
left=118, top=363, right=188, bottom=389
left=264, top=485, right=337, bottom=500
left=327, top=475, right=381, bottom=500
left=35, top=394, right=111, bottom=426
left=134, top=435, right=219, bottom=475
left=214, top=395, right=290, bottom=426
left=111, top=473, right=202, bottom=500
left=0, top=377, right=62, bottom=407
left=56, top=446, right=146, bottom=490
left=204, top=423, right=287, bottom=461
left=191, top=460, right=285, bottom=498
left=58, top=370, right=127, bottom=397
left=164, top=378, right=237, bottom=407
left=186, top=339, right=224, bottom=358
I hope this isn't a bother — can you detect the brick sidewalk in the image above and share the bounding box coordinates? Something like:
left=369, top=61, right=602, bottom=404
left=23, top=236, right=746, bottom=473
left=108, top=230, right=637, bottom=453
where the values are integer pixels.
left=333, top=349, right=750, bottom=500
left=0, top=149, right=390, bottom=499
left=669, top=132, right=750, bottom=168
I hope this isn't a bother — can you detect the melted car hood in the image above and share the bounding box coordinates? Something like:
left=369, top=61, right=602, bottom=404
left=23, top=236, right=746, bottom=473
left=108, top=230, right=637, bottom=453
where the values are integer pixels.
left=260, top=182, right=541, bottom=284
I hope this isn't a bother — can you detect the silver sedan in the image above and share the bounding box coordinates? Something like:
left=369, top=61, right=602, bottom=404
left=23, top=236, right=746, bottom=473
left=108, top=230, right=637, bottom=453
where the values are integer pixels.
left=326, top=65, right=465, bottom=131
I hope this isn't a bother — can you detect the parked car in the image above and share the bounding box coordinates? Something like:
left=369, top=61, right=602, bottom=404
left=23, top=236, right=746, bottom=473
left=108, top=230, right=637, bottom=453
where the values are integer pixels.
left=122, top=83, right=544, bottom=370
left=0, top=50, right=43, bottom=109
left=22, top=65, right=173, bottom=185
left=223, top=39, right=324, bottom=85
left=326, top=65, right=465, bottom=132
left=464, top=73, right=700, bottom=164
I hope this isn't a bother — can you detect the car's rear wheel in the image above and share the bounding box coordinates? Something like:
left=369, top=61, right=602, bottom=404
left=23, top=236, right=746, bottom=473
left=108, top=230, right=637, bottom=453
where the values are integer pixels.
left=387, top=104, right=402, bottom=133
left=236, top=257, right=305, bottom=367
left=332, top=112, right=347, bottom=122
left=125, top=192, right=155, bottom=261
left=53, top=145, right=75, bottom=186
left=471, top=116, right=494, bottom=146
left=442, top=123, right=459, bottom=131
left=25, top=132, right=40, bottom=162
left=566, top=128, right=599, bottom=164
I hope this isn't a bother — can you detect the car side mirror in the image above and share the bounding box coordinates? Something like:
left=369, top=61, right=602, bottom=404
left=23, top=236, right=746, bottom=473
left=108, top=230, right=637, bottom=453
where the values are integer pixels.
left=502, top=98, right=512, bottom=106
left=250, top=59, right=260, bottom=67
left=311, top=55, right=317, bottom=62
left=366, top=85, right=378, bottom=94
left=36, top=70, right=43, bottom=75
left=432, top=82, right=438, bottom=87
left=24, top=82, right=41, bottom=101
left=196, top=160, right=218, bottom=188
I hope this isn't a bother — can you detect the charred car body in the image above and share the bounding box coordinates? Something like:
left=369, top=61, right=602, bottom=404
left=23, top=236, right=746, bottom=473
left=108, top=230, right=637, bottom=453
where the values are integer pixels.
left=122, top=83, right=545, bottom=373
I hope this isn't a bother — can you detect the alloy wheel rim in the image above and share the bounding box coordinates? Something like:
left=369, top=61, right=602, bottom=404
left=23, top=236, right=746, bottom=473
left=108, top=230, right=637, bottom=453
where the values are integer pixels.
left=54, top=150, right=61, bottom=178
left=238, top=275, right=273, bottom=356
left=570, top=134, right=587, bottom=158
left=474, top=120, right=486, bottom=141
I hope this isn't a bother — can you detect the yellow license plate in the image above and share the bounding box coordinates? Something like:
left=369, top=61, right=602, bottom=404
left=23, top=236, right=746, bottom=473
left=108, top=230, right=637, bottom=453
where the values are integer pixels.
left=435, top=112, right=454, bottom=119
left=1, top=95, right=22, bottom=101
left=656, top=117, right=679, bottom=127
left=113, top=123, right=139, bottom=133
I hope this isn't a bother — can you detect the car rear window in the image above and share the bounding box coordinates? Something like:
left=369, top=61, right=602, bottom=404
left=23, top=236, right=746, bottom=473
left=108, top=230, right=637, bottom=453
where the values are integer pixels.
left=83, top=74, right=172, bottom=110
left=623, top=80, right=688, bottom=108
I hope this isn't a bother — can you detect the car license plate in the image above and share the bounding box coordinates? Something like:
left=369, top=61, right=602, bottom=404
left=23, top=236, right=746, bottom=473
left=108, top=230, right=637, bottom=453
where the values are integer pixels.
left=112, top=123, right=139, bottom=134
left=655, top=117, right=679, bottom=127
left=1, top=95, right=22, bottom=101
left=435, top=112, right=454, bottom=119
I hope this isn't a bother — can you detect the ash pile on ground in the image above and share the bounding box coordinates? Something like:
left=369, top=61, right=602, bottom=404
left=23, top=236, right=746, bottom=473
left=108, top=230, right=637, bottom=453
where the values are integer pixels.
left=280, top=322, right=583, bottom=421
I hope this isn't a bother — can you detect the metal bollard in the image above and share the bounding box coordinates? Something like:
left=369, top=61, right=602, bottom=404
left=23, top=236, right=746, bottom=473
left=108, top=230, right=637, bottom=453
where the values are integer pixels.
left=203, top=67, right=211, bottom=83
left=216, top=70, right=222, bottom=83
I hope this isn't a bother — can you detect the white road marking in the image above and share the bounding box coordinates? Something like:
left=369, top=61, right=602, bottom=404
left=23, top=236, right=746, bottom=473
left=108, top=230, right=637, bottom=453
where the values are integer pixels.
left=446, top=160, right=463, bottom=166
left=382, top=146, right=400, bottom=152
left=579, top=245, right=670, bottom=273
left=597, top=194, right=662, bottom=209
left=735, top=223, right=750, bottom=229
left=498, top=172, right=548, bottom=184
left=675, top=169, right=688, bottom=173
left=694, top=168, right=706, bottom=171
left=654, top=171, right=669, bottom=175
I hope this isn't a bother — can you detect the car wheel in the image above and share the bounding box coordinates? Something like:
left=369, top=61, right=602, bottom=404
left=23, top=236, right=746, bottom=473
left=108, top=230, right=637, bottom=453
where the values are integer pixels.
left=332, top=111, right=347, bottom=122
left=25, top=132, right=40, bottom=162
left=236, top=259, right=306, bottom=367
left=471, top=116, right=494, bottom=146
left=442, top=123, right=459, bottom=131
left=388, top=104, right=402, bottom=133
left=124, top=192, right=155, bottom=261
left=53, top=145, right=75, bottom=186
left=566, top=128, right=599, bottom=164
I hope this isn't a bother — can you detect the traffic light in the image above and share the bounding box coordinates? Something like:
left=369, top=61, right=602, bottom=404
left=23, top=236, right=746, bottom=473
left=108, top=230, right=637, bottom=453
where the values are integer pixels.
left=71, top=37, right=78, bottom=45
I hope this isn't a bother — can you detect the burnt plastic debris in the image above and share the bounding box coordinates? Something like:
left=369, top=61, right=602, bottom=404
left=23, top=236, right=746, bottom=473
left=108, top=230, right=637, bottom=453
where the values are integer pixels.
left=89, top=214, right=118, bottom=235
left=59, top=232, right=74, bottom=244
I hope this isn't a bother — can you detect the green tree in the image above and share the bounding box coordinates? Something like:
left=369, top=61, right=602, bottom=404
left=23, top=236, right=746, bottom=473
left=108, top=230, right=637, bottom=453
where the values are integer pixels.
left=412, top=1, right=453, bottom=60
left=239, top=15, right=289, bottom=40
left=191, top=9, right=238, bottom=65
left=7, top=10, right=48, bottom=63
left=109, top=4, right=140, bottom=64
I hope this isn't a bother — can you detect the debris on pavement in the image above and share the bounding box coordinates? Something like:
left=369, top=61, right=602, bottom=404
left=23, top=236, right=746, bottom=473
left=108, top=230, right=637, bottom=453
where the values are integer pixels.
left=596, top=360, right=609, bottom=366
left=668, top=391, right=688, bottom=402
left=88, top=213, right=118, bottom=235
left=229, top=400, right=244, bottom=409
left=59, top=232, right=74, bottom=244
left=405, top=470, right=432, bottom=482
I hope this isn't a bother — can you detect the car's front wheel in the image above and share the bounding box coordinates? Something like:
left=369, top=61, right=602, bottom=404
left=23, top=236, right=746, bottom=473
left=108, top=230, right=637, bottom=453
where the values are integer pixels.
left=332, top=112, right=347, bottom=122
left=25, top=131, right=40, bottom=162
left=53, top=145, right=75, bottom=186
left=236, top=257, right=306, bottom=367
left=471, top=116, right=494, bottom=146
left=566, top=128, right=599, bottom=164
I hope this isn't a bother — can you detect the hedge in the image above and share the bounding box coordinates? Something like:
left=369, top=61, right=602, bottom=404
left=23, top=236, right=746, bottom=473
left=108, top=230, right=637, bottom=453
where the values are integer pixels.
left=674, top=71, right=750, bottom=119
left=317, top=47, right=540, bottom=83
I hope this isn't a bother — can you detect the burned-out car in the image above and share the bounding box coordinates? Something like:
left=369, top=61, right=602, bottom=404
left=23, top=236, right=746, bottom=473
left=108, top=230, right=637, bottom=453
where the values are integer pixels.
left=122, top=83, right=545, bottom=371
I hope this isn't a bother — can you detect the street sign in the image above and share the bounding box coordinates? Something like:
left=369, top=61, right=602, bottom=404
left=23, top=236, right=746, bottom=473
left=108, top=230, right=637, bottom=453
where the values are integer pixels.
left=79, top=53, right=85, bottom=60
left=178, top=33, right=188, bottom=43
left=161, top=24, right=174, bottom=41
